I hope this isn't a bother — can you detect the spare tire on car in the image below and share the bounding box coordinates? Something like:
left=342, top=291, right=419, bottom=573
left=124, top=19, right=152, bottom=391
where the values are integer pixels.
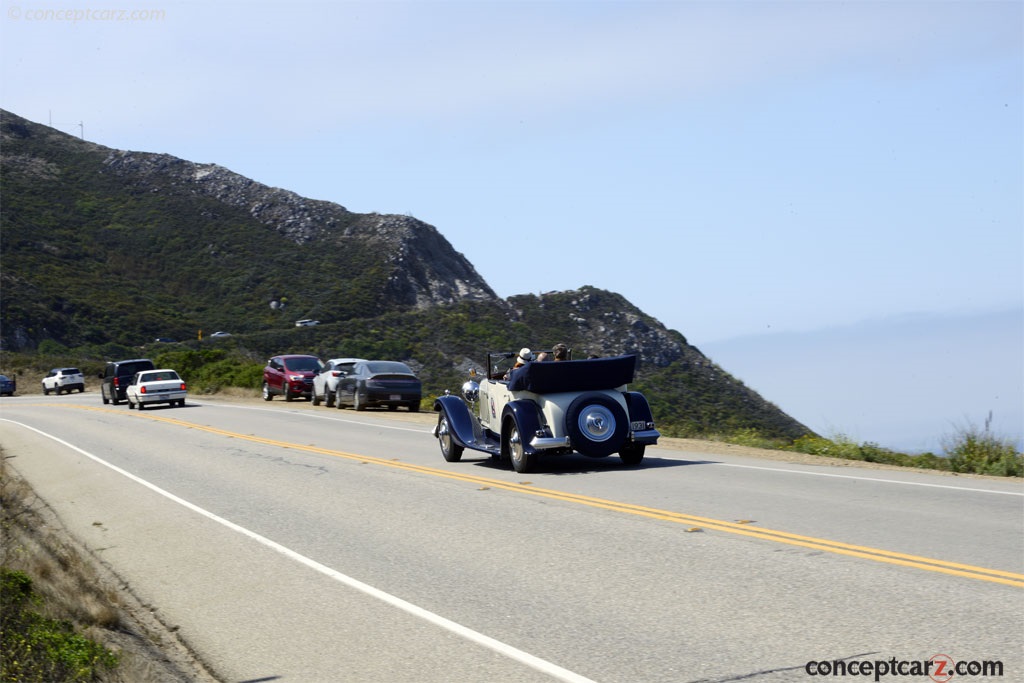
left=565, top=392, right=628, bottom=458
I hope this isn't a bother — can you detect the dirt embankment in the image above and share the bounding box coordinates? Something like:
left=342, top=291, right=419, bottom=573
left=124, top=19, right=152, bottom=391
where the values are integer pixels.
left=1, top=454, right=218, bottom=683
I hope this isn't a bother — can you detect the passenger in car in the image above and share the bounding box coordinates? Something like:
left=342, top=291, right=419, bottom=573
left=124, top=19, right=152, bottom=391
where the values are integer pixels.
left=536, top=343, right=568, bottom=363
left=503, top=348, right=534, bottom=380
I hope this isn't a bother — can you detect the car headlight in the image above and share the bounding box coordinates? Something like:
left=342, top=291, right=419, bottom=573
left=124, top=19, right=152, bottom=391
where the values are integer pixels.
left=288, top=374, right=305, bottom=381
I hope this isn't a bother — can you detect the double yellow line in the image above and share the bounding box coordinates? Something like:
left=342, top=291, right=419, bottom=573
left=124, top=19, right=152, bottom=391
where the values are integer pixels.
left=87, top=405, right=1024, bottom=588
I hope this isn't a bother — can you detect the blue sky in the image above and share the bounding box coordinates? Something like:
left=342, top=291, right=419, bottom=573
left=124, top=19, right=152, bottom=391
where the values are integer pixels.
left=2, top=1, right=1021, bottom=450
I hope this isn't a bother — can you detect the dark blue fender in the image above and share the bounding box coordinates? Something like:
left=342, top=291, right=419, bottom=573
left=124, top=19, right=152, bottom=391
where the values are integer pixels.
left=433, top=395, right=475, bottom=448
left=434, top=395, right=501, bottom=455
left=623, top=391, right=661, bottom=445
left=501, top=399, right=546, bottom=455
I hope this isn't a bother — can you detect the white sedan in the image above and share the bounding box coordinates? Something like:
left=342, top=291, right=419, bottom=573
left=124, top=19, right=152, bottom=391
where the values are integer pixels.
left=125, top=369, right=187, bottom=410
left=311, top=357, right=365, bottom=407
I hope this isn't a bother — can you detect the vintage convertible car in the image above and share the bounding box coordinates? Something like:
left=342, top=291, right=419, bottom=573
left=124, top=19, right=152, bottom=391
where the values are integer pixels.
left=432, top=351, right=659, bottom=473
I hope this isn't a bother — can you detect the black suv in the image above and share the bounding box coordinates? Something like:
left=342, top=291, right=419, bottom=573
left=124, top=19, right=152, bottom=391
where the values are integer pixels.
left=100, top=358, right=156, bottom=405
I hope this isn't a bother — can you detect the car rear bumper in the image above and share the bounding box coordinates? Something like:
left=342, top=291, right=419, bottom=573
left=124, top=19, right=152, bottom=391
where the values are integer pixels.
left=138, top=391, right=187, bottom=404
left=530, top=435, right=571, bottom=450
left=630, top=428, right=661, bottom=444
left=365, top=391, right=420, bottom=405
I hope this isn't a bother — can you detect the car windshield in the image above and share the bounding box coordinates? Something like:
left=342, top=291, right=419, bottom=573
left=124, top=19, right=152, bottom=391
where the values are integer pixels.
left=488, top=353, right=518, bottom=379
left=365, top=361, right=413, bottom=375
left=285, top=357, right=321, bottom=372
left=63, top=368, right=81, bottom=375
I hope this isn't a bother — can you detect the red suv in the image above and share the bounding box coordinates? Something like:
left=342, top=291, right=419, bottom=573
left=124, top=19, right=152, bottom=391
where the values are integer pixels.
left=262, top=355, right=322, bottom=401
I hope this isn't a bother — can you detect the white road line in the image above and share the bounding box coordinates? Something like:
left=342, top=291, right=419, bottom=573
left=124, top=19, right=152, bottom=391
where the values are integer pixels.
left=2, top=419, right=598, bottom=683
left=703, top=461, right=1023, bottom=496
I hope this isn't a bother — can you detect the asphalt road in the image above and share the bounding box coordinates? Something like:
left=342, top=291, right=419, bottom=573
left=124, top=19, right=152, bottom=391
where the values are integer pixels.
left=1, top=392, right=1021, bottom=683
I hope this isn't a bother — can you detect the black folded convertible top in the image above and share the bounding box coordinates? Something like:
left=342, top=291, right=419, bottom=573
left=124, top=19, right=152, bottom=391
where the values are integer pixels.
left=506, top=354, right=638, bottom=393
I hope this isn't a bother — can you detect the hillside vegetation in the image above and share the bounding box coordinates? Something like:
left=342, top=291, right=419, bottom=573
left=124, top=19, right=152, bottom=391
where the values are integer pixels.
left=1, top=108, right=813, bottom=440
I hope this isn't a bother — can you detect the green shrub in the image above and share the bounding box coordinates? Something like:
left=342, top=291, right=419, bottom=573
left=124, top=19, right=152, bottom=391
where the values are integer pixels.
left=786, top=433, right=952, bottom=471
left=723, top=428, right=788, bottom=450
left=191, top=358, right=262, bottom=393
left=788, top=433, right=863, bottom=459
left=36, top=339, right=69, bottom=356
left=0, top=568, right=119, bottom=682
left=943, top=414, right=1023, bottom=477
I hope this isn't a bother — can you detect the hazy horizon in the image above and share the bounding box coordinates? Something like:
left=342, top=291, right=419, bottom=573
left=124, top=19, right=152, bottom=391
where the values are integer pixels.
left=702, top=307, right=1023, bottom=455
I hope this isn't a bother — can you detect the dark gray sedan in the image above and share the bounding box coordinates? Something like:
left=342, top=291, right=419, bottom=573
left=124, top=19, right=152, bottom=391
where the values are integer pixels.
left=335, top=360, right=422, bottom=412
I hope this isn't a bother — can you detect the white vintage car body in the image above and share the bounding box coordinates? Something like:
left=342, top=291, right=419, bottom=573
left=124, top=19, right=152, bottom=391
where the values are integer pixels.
left=432, top=352, right=659, bottom=473
left=125, top=369, right=187, bottom=409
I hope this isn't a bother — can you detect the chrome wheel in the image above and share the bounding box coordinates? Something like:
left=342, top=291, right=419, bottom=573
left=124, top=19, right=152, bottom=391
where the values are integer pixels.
left=438, top=415, right=464, bottom=462
left=507, top=422, right=537, bottom=473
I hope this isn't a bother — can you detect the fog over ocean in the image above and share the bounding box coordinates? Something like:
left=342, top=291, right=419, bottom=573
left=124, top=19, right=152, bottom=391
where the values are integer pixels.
left=701, top=308, right=1023, bottom=455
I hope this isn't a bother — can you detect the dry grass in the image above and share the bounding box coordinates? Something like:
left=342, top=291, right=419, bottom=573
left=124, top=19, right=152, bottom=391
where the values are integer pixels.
left=0, top=452, right=218, bottom=682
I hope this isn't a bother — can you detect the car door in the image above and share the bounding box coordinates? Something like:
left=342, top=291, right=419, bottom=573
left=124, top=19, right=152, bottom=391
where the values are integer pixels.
left=101, top=365, right=114, bottom=401
left=334, top=363, right=349, bottom=404
left=337, top=363, right=360, bottom=405
left=125, top=372, right=139, bottom=402
left=267, top=357, right=284, bottom=393
left=314, top=361, right=332, bottom=397
left=332, top=361, right=358, bottom=394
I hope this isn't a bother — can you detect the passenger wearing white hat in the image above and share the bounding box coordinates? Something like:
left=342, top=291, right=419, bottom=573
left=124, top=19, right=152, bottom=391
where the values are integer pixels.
left=504, top=347, right=534, bottom=380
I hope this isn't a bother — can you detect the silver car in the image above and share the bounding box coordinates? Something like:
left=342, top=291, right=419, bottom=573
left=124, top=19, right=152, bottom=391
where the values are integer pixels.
left=310, top=358, right=365, bottom=407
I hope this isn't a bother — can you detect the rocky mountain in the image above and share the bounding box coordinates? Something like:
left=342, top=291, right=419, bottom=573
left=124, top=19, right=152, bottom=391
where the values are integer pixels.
left=0, top=109, right=813, bottom=439
left=99, top=150, right=495, bottom=309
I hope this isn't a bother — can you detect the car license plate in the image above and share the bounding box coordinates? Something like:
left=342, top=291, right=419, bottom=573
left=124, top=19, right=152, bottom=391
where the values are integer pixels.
left=390, top=394, right=401, bottom=401
left=631, top=420, right=646, bottom=431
